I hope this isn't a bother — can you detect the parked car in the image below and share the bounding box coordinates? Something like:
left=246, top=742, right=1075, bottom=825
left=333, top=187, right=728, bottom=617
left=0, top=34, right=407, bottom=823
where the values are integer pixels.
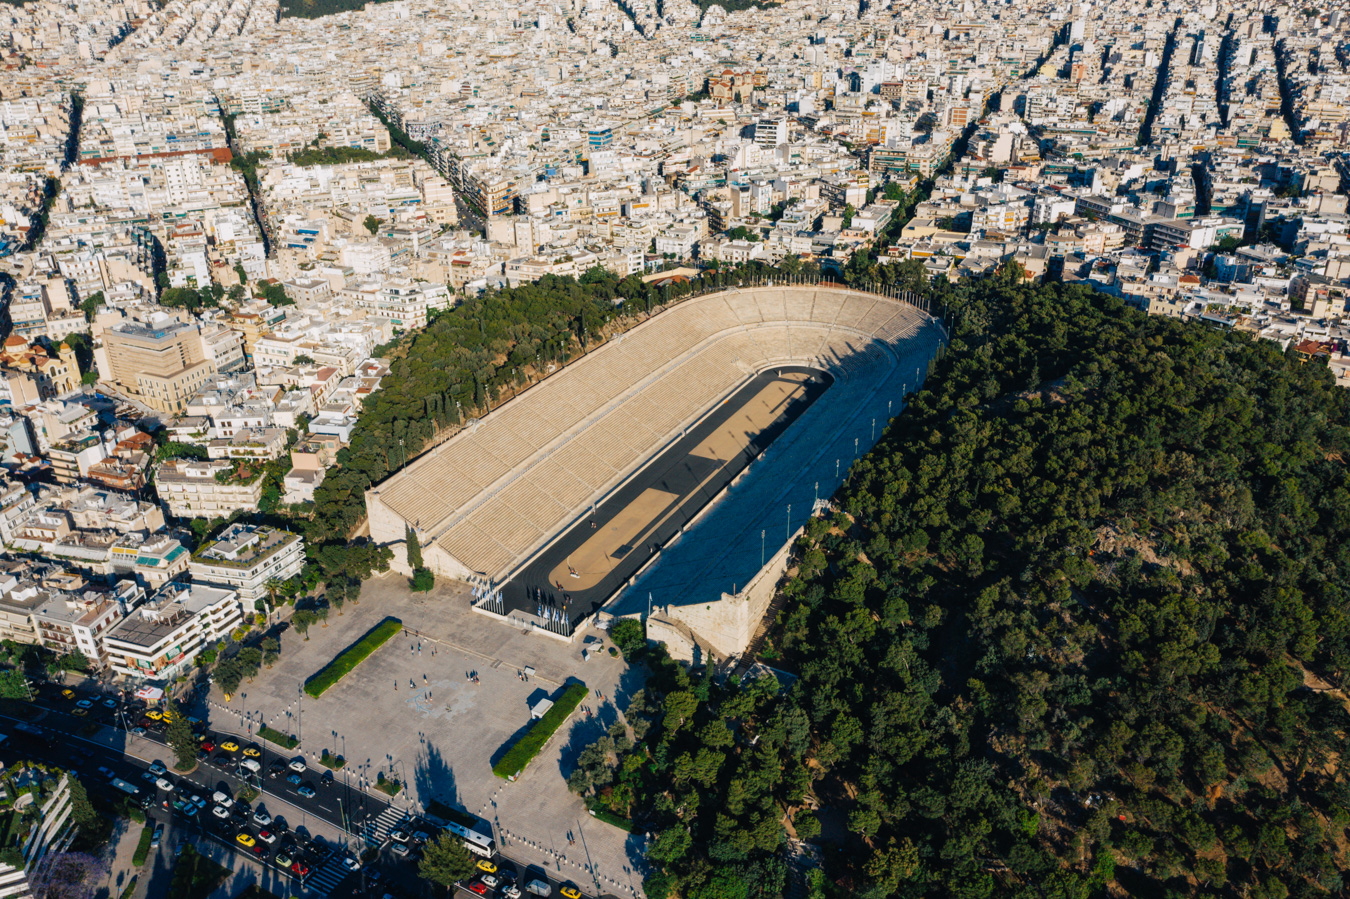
left=560, top=884, right=583, bottom=899
left=252, top=810, right=272, bottom=827
left=150, top=824, right=164, bottom=848
left=239, top=758, right=261, bottom=773
left=236, top=833, right=257, bottom=848
left=212, top=805, right=230, bottom=819
left=147, top=762, right=166, bottom=775
left=212, top=791, right=234, bottom=808
left=155, top=777, right=174, bottom=792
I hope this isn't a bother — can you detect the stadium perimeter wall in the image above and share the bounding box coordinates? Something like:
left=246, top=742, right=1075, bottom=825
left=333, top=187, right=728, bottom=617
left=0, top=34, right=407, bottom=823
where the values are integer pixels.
left=366, top=286, right=943, bottom=597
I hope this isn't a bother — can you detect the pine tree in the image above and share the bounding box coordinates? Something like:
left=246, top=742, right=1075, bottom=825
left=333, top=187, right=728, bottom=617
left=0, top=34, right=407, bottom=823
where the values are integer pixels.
left=406, top=525, right=423, bottom=571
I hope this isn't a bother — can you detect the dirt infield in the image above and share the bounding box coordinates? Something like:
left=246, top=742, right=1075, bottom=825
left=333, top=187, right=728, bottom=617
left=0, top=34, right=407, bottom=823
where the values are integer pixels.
left=504, top=367, right=830, bottom=624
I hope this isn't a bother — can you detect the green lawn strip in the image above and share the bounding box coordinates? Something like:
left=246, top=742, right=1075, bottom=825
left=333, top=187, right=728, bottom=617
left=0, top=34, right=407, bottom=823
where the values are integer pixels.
left=586, top=806, right=632, bottom=832
left=374, top=775, right=402, bottom=796
left=131, top=825, right=153, bottom=866
left=493, top=682, right=588, bottom=779
left=257, top=725, right=298, bottom=749
left=168, top=844, right=229, bottom=899
left=118, top=877, right=137, bottom=899
left=304, top=617, right=402, bottom=697
left=319, top=750, right=346, bottom=770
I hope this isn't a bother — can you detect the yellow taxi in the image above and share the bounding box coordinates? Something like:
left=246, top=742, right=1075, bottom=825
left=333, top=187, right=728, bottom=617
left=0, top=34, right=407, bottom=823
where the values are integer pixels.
left=476, top=860, right=498, bottom=873
left=236, top=833, right=256, bottom=848
left=61, top=689, right=75, bottom=700
left=220, top=741, right=240, bottom=753
left=145, top=710, right=164, bottom=721
left=560, top=885, right=583, bottom=899
left=162, top=710, right=178, bottom=723
left=242, top=746, right=262, bottom=758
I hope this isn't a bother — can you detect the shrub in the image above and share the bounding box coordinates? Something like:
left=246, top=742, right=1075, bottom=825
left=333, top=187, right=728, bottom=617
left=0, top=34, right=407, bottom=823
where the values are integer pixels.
left=492, top=682, right=588, bottom=779
left=131, top=825, right=153, bottom=866
left=304, top=617, right=402, bottom=697
left=256, top=725, right=298, bottom=749
left=609, top=619, right=646, bottom=657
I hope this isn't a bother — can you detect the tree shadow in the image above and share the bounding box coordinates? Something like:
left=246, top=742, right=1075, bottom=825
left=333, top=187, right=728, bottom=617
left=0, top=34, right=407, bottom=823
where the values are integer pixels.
left=555, top=702, right=618, bottom=780
left=413, top=738, right=460, bottom=819
left=608, top=661, right=650, bottom=716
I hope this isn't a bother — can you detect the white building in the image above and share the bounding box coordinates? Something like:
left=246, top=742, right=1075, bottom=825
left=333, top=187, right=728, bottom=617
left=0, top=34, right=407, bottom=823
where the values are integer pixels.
left=189, top=524, right=305, bottom=603
left=103, top=581, right=243, bottom=682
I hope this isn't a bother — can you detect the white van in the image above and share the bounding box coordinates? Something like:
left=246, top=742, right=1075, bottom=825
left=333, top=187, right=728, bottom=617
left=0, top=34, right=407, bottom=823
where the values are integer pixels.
left=239, top=758, right=261, bottom=773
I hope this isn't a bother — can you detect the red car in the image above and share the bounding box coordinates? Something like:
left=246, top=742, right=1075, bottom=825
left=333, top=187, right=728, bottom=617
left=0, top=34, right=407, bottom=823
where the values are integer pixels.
left=200, top=740, right=215, bottom=752
left=291, top=861, right=310, bottom=877
left=467, top=882, right=490, bottom=896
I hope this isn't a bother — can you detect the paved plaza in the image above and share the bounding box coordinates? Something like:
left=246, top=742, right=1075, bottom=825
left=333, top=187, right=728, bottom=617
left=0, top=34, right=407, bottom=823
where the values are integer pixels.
left=202, top=573, right=648, bottom=897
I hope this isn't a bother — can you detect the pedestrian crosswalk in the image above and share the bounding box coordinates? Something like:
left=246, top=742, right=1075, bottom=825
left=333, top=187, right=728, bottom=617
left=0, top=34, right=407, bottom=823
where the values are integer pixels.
left=302, top=851, right=348, bottom=897
left=361, top=805, right=408, bottom=847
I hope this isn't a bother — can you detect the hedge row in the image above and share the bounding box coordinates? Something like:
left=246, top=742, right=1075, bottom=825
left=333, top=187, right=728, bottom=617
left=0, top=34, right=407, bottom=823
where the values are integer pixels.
left=257, top=725, right=298, bottom=749
left=303, top=617, right=403, bottom=697
left=493, top=682, right=588, bottom=779
left=132, top=825, right=153, bottom=866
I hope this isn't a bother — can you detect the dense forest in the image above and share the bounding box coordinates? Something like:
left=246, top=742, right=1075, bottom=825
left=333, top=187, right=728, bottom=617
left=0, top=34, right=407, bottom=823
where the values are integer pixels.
left=569, top=271, right=1350, bottom=899
left=279, top=0, right=395, bottom=18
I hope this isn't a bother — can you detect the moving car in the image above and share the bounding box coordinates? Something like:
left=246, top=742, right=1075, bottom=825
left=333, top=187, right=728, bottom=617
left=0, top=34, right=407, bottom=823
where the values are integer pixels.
left=274, top=851, right=293, bottom=868
left=252, top=810, right=272, bottom=827
left=297, top=784, right=316, bottom=798
left=477, top=860, right=498, bottom=873
left=145, top=710, right=163, bottom=721
left=341, top=855, right=360, bottom=872
left=391, top=843, right=410, bottom=858
left=258, top=830, right=277, bottom=844
left=242, top=746, right=261, bottom=758
left=560, top=885, right=583, bottom=899
left=211, top=805, right=230, bottom=819
left=466, top=882, right=490, bottom=896
left=390, top=829, right=410, bottom=844
left=155, top=777, right=175, bottom=791
left=61, top=689, right=75, bottom=700
left=526, top=878, right=552, bottom=897
left=239, top=759, right=261, bottom=773
left=236, top=833, right=257, bottom=848
left=102, top=698, right=117, bottom=708
left=287, top=758, right=307, bottom=773
left=502, top=886, right=522, bottom=899
left=482, top=874, right=501, bottom=888
left=212, top=791, right=233, bottom=808
left=150, top=824, right=164, bottom=848
left=219, top=741, right=239, bottom=752
left=291, top=860, right=310, bottom=877
left=286, top=773, right=302, bottom=786
left=75, top=699, right=93, bottom=709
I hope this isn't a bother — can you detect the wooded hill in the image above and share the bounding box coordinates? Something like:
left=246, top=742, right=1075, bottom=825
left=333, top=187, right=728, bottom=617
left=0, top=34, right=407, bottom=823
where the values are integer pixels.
left=572, top=270, right=1350, bottom=899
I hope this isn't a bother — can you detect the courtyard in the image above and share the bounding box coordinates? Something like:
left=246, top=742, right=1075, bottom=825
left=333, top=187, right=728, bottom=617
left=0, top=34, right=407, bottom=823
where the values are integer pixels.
left=201, top=571, right=649, bottom=897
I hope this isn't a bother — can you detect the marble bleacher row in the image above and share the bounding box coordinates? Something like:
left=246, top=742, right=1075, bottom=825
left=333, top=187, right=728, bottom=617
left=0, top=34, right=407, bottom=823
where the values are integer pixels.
left=372, top=287, right=930, bottom=579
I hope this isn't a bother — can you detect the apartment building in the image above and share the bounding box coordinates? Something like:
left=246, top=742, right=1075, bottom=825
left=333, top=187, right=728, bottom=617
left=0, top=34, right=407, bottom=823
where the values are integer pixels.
left=189, top=524, right=305, bottom=603
left=95, top=314, right=217, bottom=415
left=103, top=580, right=243, bottom=682
left=155, top=458, right=265, bottom=519
left=32, top=582, right=141, bottom=669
